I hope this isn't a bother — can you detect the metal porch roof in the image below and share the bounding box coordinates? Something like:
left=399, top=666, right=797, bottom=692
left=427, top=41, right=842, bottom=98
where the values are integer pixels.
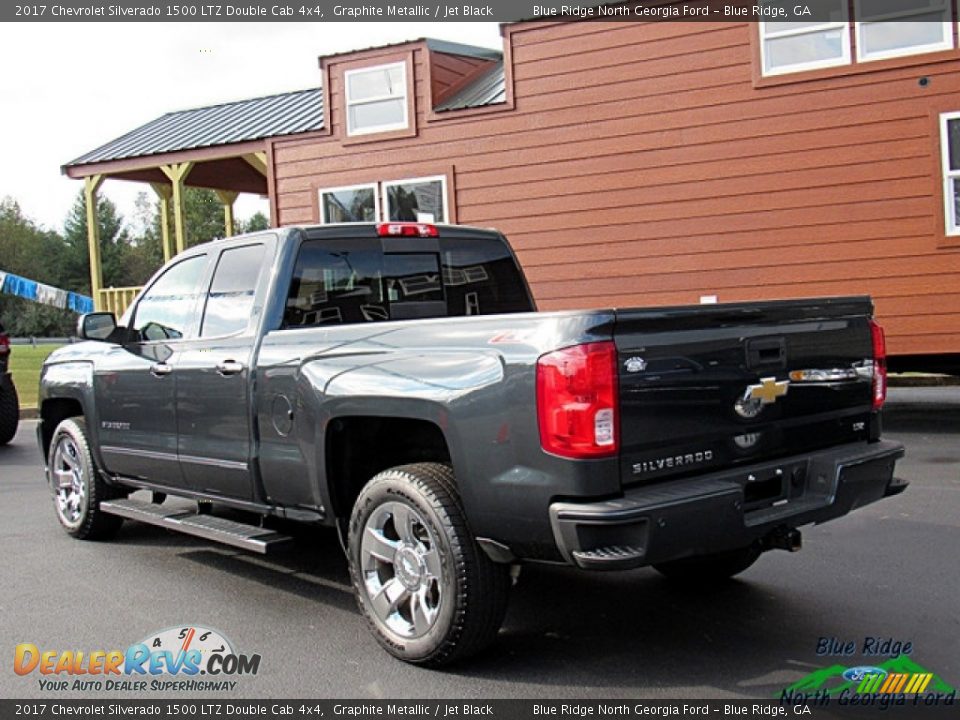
left=65, top=88, right=324, bottom=168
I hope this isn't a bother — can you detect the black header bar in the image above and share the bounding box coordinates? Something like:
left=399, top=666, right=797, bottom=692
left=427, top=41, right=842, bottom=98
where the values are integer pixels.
left=4, top=0, right=953, bottom=23
left=4, top=699, right=960, bottom=719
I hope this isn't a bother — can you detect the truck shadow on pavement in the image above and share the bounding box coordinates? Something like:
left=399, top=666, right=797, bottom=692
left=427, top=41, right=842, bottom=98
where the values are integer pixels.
left=467, top=562, right=821, bottom=691
left=120, top=516, right=832, bottom=691
left=115, top=519, right=358, bottom=614
left=178, top=539, right=358, bottom=615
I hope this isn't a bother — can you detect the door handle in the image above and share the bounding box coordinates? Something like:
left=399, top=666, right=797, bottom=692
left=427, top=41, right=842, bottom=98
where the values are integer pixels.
left=150, top=362, right=172, bottom=377
left=216, top=359, right=245, bottom=376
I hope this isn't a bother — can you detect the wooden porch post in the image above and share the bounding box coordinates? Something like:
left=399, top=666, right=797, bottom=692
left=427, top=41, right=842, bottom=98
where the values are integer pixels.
left=215, top=190, right=239, bottom=237
left=160, top=162, right=194, bottom=254
left=150, top=182, right=174, bottom=262
left=83, top=174, right=105, bottom=310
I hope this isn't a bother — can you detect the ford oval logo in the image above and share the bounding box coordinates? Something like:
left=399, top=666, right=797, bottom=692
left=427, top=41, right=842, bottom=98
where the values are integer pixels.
left=842, top=666, right=887, bottom=682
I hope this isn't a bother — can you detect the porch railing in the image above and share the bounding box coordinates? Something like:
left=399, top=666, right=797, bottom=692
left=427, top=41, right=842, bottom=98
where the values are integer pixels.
left=99, top=286, right=141, bottom=317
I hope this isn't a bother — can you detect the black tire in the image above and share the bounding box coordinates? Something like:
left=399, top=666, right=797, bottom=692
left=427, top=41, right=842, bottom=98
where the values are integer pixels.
left=47, top=417, right=124, bottom=540
left=0, top=379, right=18, bottom=446
left=347, top=463, right=510, bottom=667
left=653, top=545, right=762, bottom=584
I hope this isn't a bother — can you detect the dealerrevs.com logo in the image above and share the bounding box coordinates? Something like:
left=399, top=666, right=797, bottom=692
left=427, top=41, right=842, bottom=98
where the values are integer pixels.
left=14, top=625, right=261, bottom=692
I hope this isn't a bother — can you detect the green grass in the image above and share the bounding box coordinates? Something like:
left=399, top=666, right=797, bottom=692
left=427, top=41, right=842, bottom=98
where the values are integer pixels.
left=8, top=344, right=63, bottom=409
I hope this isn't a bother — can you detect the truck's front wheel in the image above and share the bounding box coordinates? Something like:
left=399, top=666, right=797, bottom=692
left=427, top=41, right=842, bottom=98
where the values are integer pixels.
left=48, top=418, right=124, bottom=540
left=347, top=463, right=510, bottom=667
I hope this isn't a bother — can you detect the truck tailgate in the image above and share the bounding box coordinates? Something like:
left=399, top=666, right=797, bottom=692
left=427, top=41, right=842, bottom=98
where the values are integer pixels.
left=614, top=297, right=877, bottom=487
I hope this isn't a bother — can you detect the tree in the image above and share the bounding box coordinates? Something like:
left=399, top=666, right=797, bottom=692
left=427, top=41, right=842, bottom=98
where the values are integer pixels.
left=0, top=197, right=68, bottom=285
left=61, top=189, right=131, bottom=294
left=0, top=197, right=75, bottom=336
left=239, top=211, right=270, bottom=233
left=121, top=192, right=164, bottom=287
left=120, top=234, right=164, bottom=287
left=153, top=187, right=228, bottom=250
left=185, top=187, right=228, bottom=248
left=133, top=188, right=263, bottom=286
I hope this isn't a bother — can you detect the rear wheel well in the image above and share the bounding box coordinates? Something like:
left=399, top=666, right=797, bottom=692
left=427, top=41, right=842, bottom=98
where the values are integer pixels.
left=40, top=398, right=84, bottom=458
left=326, top=416, right=452, bottom=519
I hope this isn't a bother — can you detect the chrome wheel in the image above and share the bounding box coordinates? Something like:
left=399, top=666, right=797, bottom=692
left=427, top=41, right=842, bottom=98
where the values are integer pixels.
left=349, top=464, right=511, bottom=666
left=51, top=435, right=87, bottom=527
left=360, top=501, right=443, bottom=639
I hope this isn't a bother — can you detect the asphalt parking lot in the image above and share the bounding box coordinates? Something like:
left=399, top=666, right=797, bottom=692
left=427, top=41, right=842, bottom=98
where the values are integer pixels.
left=1, top=388, right=957, bottom=700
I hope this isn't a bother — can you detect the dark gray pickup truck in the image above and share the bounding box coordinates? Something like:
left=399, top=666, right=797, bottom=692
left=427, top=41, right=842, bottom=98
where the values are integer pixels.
left=37, top=222, right=905, bottom=666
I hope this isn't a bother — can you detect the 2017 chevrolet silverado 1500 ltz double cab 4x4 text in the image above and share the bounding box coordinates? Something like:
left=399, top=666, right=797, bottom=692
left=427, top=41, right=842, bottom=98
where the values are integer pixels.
left=37, top=222, right=906, bottom=666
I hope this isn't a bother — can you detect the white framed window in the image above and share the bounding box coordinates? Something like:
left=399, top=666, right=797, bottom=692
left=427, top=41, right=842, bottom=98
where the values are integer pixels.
left=344, top=62, right=408, bottom=136
left=382, top=176, right=448, bottom=223
left=759, top=2, right=850, bottom=76
left=319, top=183, right=379, bottom=224
left=940, top=112, right=960, bottom=236
left=856, top=0, right=953, bottom=62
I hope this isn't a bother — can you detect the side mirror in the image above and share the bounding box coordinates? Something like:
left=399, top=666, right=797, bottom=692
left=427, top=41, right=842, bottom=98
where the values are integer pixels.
left=77, top=312, right=117, bottom=341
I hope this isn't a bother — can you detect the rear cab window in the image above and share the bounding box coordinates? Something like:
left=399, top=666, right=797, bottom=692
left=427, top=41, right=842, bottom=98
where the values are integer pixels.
left=283, top=235, right=533, bottom=328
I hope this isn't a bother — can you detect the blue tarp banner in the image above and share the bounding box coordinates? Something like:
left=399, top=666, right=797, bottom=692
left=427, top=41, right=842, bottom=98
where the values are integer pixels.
left=0, top=270, right=93, bottom=314
left=68, top=293, right=94, bottom=314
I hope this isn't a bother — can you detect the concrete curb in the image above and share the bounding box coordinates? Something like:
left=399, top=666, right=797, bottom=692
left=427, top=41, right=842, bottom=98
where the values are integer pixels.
left=19, top=408, right=38, bottom=420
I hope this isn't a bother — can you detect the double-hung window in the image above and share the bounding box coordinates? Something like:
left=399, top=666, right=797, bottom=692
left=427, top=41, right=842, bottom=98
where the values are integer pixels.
left=382, top=176, right=447, bottom=223
left=319, top=183, right=379, bottom=224
left=760, top=1, right=850, bottom=76
left=941, top=113, right=960, bottom=236
left=855, top=0, right=952, bottom=62
left=318, top=176, right=448, bottom=225
left=761, top=1, right=955, bottom=76
left=344, top=62, right=408, bottom=136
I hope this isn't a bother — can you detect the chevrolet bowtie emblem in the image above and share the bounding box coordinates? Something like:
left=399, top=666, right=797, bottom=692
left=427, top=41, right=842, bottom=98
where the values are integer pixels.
left=744, top=377, right=790, bottom=405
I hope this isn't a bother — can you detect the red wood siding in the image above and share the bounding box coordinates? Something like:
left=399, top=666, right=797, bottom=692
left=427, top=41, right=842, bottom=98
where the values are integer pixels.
left=272, top=23, right=960, bottom=358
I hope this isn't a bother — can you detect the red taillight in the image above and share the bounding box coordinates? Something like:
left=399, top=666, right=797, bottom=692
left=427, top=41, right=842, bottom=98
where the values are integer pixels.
left=0, top=334, right=9, bottom=356
left=536, top=341, right=619, bottom=459
left=376, top=222, right=439, bottom=238
left=869, top=319, right=887, bottom=411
